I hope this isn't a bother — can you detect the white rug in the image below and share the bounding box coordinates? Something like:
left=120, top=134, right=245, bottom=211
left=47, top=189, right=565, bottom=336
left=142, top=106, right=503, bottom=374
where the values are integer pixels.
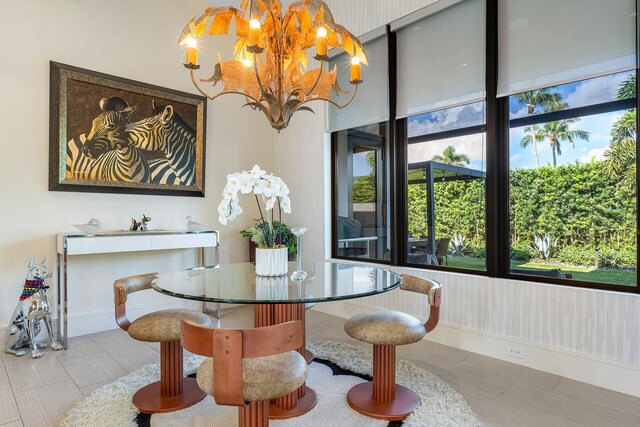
left=59, top=340, right=479, bottom=427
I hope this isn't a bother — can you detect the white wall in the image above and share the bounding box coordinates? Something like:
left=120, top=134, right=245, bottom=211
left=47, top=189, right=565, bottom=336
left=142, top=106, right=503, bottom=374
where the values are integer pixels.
left=275, top=0, right=640, bottom=395
left=0, top=0, right=277, bottom=332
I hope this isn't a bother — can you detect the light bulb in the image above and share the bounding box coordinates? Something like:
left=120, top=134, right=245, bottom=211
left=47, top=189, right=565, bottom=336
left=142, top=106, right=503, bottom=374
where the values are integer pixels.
left=242, top=58, right=252, bottom=67
left=317, top=27, right=327, bottom=38
left=185, top=37, right=197, bottom=48
left=250, top=19, right=261, bottom=29
left=351, top=56, right=361, bottom=65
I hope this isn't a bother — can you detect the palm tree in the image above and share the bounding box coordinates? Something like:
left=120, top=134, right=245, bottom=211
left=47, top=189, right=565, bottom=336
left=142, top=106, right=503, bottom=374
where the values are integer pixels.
left=515, top=88, right=562, bottom=167
left=432, top=146, right=470, bottom=167
left=604, top=75, right=636, bottom=190
left=537, top=118, right=590, bottom=166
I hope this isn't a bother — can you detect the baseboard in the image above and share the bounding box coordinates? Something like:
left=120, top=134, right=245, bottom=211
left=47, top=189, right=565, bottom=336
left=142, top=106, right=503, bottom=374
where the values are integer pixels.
left=312, top=300, right=640, bottom=398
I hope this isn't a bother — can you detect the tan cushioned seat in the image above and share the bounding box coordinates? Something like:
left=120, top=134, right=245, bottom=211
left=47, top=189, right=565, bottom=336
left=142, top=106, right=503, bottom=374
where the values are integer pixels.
left=344, top=311, right=426, bottom=346
left=196, top=351, right=307, bottom=402
left=128, top=309, right=212, bottom=342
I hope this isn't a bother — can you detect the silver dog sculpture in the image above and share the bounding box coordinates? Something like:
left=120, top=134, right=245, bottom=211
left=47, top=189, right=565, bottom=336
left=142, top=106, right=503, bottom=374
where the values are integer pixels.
left=5, top=257, right=63, bottom=358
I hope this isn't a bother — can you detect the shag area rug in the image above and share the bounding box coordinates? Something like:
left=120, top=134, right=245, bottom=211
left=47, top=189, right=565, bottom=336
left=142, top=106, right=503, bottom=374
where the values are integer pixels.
left=59, top=340, right=479, bottom=427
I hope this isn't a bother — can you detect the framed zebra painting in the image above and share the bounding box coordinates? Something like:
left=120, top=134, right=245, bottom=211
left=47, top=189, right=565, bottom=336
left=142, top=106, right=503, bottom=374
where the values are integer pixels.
left=49, top=62, right=207, bottom=197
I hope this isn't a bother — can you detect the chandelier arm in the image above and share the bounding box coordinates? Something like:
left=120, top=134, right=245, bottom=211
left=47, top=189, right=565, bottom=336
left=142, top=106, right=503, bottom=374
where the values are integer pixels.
left=190, top=68, right=262, bottom=104
left=294, top=82, right=359, bottom=111
left=252, top=52, right=268, bottom=100
left=302, top=61, right=325, bottom=98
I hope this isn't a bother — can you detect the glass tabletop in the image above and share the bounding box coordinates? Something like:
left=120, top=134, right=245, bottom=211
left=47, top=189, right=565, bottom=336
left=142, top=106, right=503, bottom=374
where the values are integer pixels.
left=152, top=261, right=402, bottom=304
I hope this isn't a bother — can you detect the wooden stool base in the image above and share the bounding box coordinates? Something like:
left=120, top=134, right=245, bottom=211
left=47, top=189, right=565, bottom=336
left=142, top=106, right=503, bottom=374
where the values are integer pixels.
left=133, top=377, right=206, bottom=414
left=347, top=382, right=421, bottom=421
left=269, top=386, right=317, bottom=419
left=239, top=400, right=269, bottom=427
left=304, top=349, right=314, bottom=364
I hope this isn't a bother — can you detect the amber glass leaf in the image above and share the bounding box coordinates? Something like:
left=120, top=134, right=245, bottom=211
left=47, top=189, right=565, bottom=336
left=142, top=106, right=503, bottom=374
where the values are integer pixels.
left=219, top=60, right=260, bottom=98
left=295, top=10, right=314, bottom=34
left=235, top=14, right=249, bottom=36
left=193, top=12, right=209, bottom=37
left=210, top=9, right=236, bottom=35
left=178, top=19, right=195, bottom=45
left=326, top=28, right=339, bottom=47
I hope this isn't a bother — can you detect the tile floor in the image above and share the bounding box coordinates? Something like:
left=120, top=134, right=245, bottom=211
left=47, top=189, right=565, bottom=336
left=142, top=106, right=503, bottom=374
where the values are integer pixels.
left=1, top=307, right=639, bottom=427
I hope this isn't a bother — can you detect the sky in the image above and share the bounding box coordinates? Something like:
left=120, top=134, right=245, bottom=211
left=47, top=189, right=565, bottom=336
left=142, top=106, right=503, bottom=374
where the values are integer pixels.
left=405, top=71, right=633, bottom=171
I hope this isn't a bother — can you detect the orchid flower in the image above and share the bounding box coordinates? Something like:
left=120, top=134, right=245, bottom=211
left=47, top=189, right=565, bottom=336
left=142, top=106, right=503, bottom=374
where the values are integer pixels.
left=217, top=165, right=292, bottom=248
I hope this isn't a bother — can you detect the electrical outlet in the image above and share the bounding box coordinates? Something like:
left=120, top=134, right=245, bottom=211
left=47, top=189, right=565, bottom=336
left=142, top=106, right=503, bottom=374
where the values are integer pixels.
left=506, top=344, right=524, bottom=359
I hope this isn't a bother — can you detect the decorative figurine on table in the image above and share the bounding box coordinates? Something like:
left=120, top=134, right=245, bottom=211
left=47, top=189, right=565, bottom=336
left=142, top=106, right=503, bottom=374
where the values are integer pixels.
left=186, top=215, right=204, bottom=231
left=5, top=257, right=63, bottom=358
left=129, top=214, right=152, bottom=231
left=72, top=218, right=101, bottom=234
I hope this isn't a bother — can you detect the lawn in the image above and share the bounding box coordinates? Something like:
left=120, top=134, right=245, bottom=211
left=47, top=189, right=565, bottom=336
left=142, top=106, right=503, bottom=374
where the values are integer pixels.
left=445, top=256, right=636, bottom=286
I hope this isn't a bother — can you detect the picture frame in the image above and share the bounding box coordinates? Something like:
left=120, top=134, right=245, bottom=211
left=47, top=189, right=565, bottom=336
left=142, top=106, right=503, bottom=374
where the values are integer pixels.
left=49, top=61, right=207, bottom=197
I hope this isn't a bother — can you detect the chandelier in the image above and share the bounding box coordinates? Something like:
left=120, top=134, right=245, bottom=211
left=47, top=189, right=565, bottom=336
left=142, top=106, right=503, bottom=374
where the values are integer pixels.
left=179, top=0, right=367, bottom=131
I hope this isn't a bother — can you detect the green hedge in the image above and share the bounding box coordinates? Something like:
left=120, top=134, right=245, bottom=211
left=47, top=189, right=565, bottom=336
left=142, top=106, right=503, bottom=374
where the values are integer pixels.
left=408, top=161, right=637, bottom=268
left=557, top=246, right=636, bottom=269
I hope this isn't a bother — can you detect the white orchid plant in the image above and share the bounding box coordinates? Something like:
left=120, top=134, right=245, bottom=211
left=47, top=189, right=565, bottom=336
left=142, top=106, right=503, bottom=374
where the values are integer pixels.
left=218, top=165, right=291, bottom=248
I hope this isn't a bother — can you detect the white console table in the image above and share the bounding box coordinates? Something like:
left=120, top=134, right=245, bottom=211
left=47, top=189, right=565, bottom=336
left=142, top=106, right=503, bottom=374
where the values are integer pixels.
left=56, top=230, right=219, bottom=348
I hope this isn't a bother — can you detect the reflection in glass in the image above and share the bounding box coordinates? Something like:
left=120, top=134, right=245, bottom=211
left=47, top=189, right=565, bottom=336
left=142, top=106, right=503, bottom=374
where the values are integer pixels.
left=334, top=123, right=390, bottom=261
left=406, top=103, right=487, bottom=271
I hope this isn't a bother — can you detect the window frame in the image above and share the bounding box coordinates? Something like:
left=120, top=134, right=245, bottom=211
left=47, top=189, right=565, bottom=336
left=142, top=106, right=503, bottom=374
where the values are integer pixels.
left=330, top=0, right=640, bottom=294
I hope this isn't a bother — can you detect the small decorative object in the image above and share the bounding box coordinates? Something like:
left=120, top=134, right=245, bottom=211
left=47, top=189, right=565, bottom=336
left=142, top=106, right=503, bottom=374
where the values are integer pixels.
left=186, top=215, right=204, bottom=231
left=218, top=164, right=291, bottom=276
left=129, top=214, right=152, bottom=231
left=72, top=218, right=101, bottom=234
left=49, top=62, right=206, bottom=197
left=291, top=227, right=307, bottom=281
left=241, top=220, right=297, bottom=261
left=5, top=257, right=63, bottom=358
left=179, top=0, right=367, bottom=131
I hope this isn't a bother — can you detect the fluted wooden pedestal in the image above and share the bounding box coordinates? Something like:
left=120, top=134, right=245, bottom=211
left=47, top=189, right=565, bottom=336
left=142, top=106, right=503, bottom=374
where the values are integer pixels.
left=239, top=400, right=269, bottom=427
left=347, top=344, right=421, bottom=421
left=254, top=303, right=317, bottom=419
left=132, top=340, right=206, bottom=414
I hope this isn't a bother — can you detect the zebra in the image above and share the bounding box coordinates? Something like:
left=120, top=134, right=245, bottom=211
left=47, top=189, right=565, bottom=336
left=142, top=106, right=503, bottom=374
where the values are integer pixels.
left=69, top=134, right=151, bottom=182
left=67, top=97, right=181, bottom=184
left=67, top=96, right=150, bottom=182
left=124, top=100, right=196, bottom=186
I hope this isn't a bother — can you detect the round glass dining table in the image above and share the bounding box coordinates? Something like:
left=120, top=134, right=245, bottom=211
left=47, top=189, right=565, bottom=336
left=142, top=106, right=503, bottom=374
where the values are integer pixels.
left=153, top=261, right=403, bottom=419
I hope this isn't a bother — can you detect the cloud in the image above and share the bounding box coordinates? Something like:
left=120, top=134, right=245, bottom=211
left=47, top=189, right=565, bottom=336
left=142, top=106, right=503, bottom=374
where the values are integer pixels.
left=509, top=105, right=529, bottom=120
left=408, top=103, right=484, bottom=137
left=563, top=72, right=630, bottom=108
left=510, top=153, right=523, bottom=163
left=579, top=148, right=607, bottom=163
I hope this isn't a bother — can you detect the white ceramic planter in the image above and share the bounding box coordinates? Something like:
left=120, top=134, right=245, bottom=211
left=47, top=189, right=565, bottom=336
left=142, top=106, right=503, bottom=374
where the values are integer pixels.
left=255, top=247, right=289, bottom=276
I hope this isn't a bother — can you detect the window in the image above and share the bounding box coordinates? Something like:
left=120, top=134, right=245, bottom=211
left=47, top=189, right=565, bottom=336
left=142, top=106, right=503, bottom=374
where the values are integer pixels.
left=406, top=102, right=487, bottom=270
left=508, top=72, right=637, bottom=286
left=329, top=0, right=639, bottom=293
left=333, top=123, right=390, bottom=261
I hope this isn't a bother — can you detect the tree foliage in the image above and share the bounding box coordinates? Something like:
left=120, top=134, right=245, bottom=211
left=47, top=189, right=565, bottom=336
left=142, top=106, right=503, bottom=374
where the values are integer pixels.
left=408, top=162, right=636, bottom=258
left=604, top=75, right=636, bottom=191
left=431, top=146, right=470, bottom=167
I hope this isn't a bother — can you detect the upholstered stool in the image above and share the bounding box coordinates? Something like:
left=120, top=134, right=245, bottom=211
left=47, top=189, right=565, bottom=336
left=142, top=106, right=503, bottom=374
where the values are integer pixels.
left=114, top=273, right=212, bottom=414
left=344, top=274, right=442, bottom=421
left=181, top=320, right=308, bottom=427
